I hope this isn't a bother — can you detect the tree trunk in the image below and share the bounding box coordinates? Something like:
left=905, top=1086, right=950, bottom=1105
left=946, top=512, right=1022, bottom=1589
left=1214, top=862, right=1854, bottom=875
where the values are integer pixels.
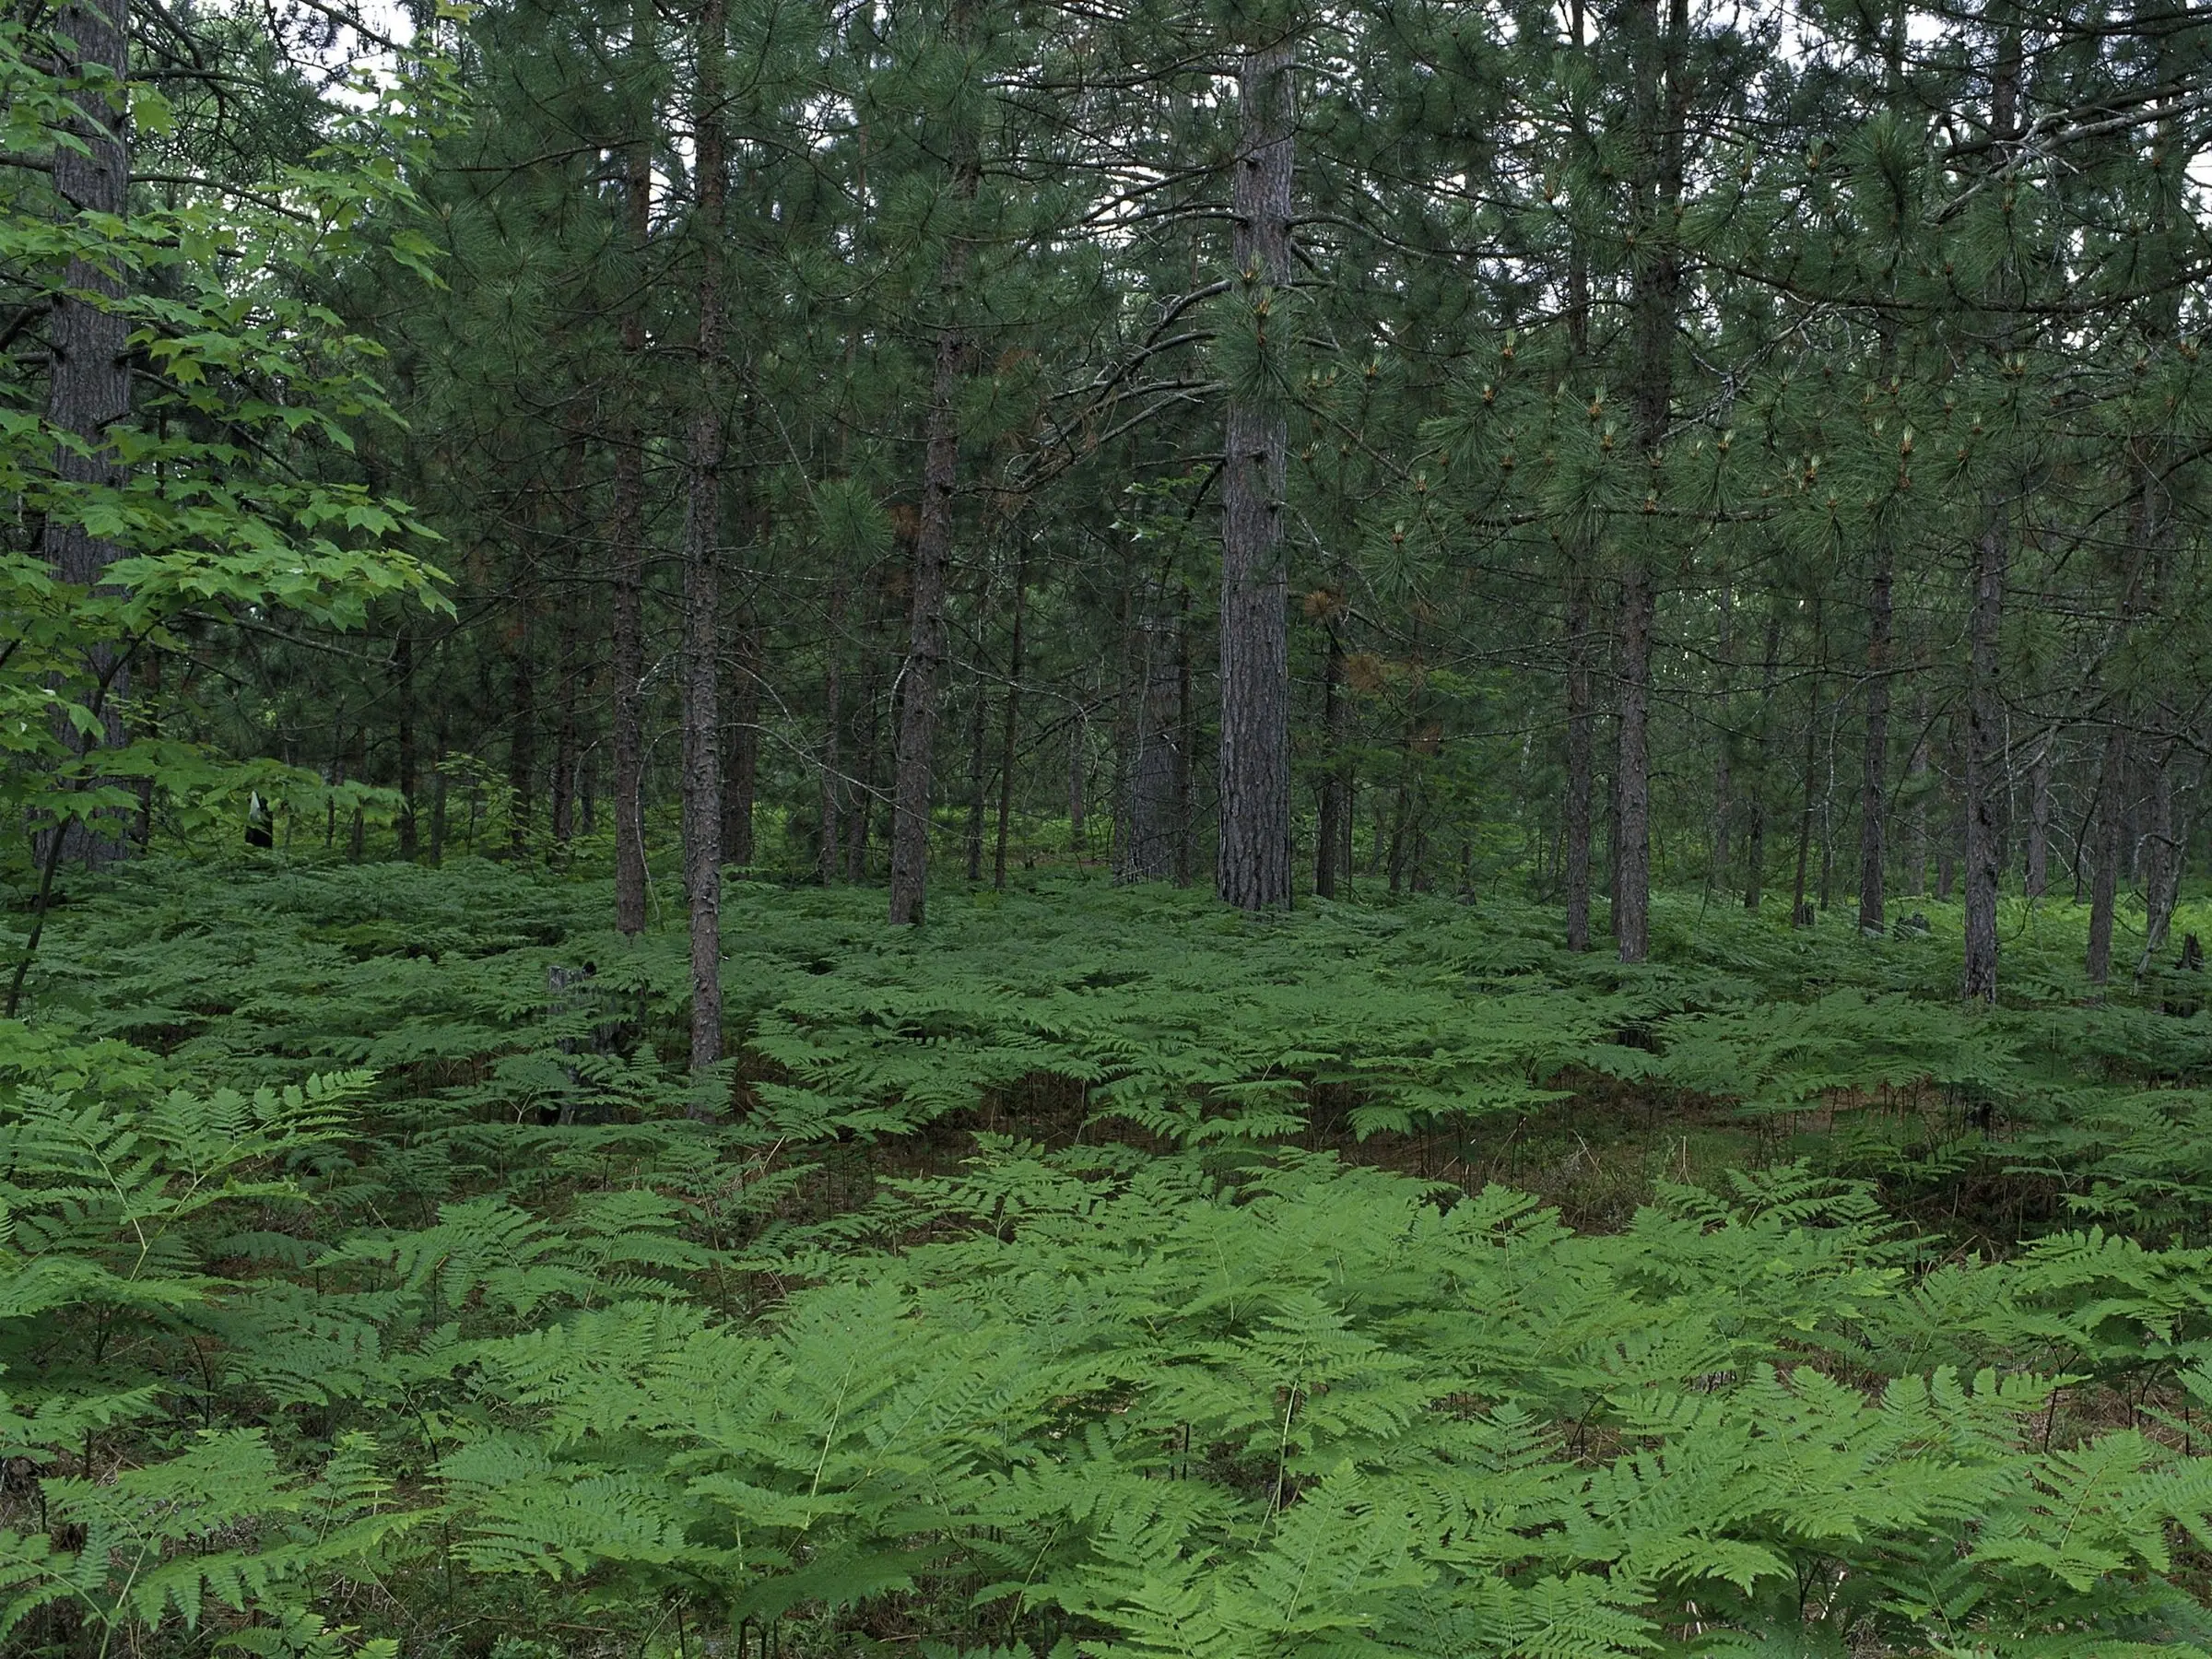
left=1118, top=578, right=1181, bottom=882
left=2136, top=743, right=2179, bottom=978
left=1613, top=0, right=1688, bottom=964
left=724, top=613, right=760, bottom=870
left=1217, top=30, right=1296, bottom=912
left=550, top=583, right=581, bottom=853
left=395, top=628, right=419, bottom=859
left=43, top=0, right=134, bottom=868
left=2086, top=721, right=2129, bottom=986
left=819, top=583, right=843, bottom=882
left=888, top=322, right=962, bottom=924
left=2024, top=726, right=2054, bottom=899
left=611, top=36, right=653, bottom=936
left=963, top=662, right=989, bottom=883
left=509, top=550, right=538, bottom=859
left=1615, top=566, right=1656, bottom=959
left=1743, top=598, right=1783, bottom=910
left=1563, top=568, right=1594, bottom=949
left=1962, top=523, right=2006, bottom=1003
left=1316, top=615, right=1347, bottom=899
left=1710, top=572, right=1733, bottom=893
left=1857, top=543, right=1892, bottom=934
left=888, top=16, right=981, bottom=924
left=1791, top=622, right=1819, bottom=928
left=847, top=606, right=881, bottom=882
left=1068, top=705, right=1088, bottom=861
left=681, top=0, right=727, bottom=1077
left=993, top=551, right=1028, bottom=889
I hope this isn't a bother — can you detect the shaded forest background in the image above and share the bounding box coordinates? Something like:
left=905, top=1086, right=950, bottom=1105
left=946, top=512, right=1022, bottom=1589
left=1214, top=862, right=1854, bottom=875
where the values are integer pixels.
left=15, top=0, right=2212, bottom=1015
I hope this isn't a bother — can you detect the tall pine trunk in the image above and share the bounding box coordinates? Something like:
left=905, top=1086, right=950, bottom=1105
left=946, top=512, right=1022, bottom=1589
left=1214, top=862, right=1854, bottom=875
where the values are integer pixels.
left=1563, top=569, right=1595, bottom=949
left=610, top=32, right=653, bottom=936
left=681, top=0, right=727, bottom=1076
left=1857, top=543, right=1892, bottom=933
left=1962, top=523, right=2006, bottom=1003
left=818, top=584, right=843, bottom=882
left=888, top=324, right=962, bottom=924
left=1614, top=0, right=1688, bottom=964
left=1743, top=598, right=1782, bottom=909
left=1217, top=30, right=1296, bottom=912
left=993, top=551, right=1028, bottom=889
left=45, top=0, right=134, bottom=867
left=1315, top=613, right=1347, bottom=899
left=724, top=613, right=760, bottom=869
left=888, top=4, right=980, bottom=925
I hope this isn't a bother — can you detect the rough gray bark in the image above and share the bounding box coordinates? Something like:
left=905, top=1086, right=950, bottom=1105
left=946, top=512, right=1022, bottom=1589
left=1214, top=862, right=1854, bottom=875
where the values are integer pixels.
left=1962, top=523, right=2006, bottom=1004
left=611, top=51, right=653, bottom=936
left=681, top=0, right=727, bottom=1077
left=887, top=1, right=980, bottom=926
left=1857, top=544, right=1893, bottom=934
left=1217, top=31, right=1297, bottom=912
left=1613, top=0, right=1688, bottom=964
left=43, top=0, right=134, bottom=867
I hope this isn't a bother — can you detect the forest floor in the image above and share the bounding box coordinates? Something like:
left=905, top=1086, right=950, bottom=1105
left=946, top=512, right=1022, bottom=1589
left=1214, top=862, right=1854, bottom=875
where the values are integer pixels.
left=13, top=858, right=2212, bottom=1655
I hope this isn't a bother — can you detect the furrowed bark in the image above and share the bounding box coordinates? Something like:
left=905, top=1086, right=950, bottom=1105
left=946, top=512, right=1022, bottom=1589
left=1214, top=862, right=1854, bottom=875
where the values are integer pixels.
left=681, top=0, right=727, bottom=1077
left=1217, top=29, right=1297, bottom=912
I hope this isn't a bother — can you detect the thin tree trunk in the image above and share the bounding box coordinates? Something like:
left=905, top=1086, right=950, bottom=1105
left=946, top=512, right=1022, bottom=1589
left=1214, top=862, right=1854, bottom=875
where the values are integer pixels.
left=963, top=665, right=989, bottom=884
left=819, top=583, right=843, bottom=882
left=1118, top=578, right=1179, bottom=882
left=847, top=606, right=880, bottom=882
left=551, top=585, right=582, bottom=853
left=1068, top=705, right=1088, bottom=861
left=1564, top=569, right=1594, bottom=949
left=509, top=548, right=538, bottom=859
left=1711, top=572, right=1733, bottom=893
left=1962, top=522, right=2006, bottom=1003
left=1217, top=29, right=1297, bottom=912
left=993, top=551, right=1028, bottom=889
left=2136, top=743, right=2179, bottom=978
left=888, top=322, right=962, bottom=924
left=681, top=0, right=728, bottom=1076
left=724, top=612, right=760, bottom=870
left=395, top=628, right=419, bottom=859
left=1175, top=586, right=1197, bottom=888
left=2024, top=726, right=2054, bottom=899
left=1316, top=615, right=1347, bottom=899
left=611, top=31, right=653, bottom=935
left=1616, top=566, right=1655, bottom=957
left=1791, top=621, right=1819, bottom=928
left=1858, top=543, right=1892, bottom=933
left=1744, top=597, right=1783, bottom=910
left=2087, top=721, right=2129, bottom=986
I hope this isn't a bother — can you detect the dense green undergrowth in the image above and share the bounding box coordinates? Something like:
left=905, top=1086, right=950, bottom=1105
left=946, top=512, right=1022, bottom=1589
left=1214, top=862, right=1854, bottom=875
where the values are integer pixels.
left=9, top=861, right=2212, bottom=1656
